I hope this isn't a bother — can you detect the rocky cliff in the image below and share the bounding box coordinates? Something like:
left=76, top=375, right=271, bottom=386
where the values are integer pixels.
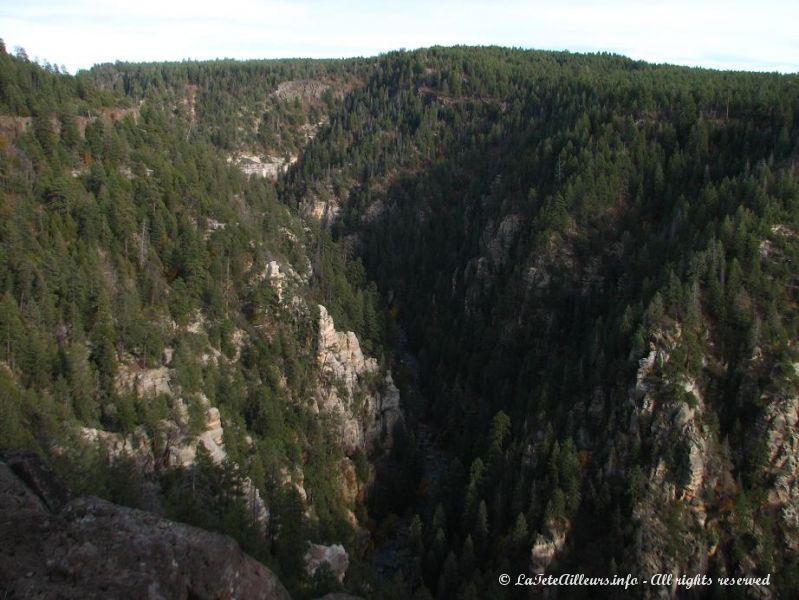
left=70, top=256, right=403, bottom=588
left=315, top=304, right=403, bottom=455
left=83, top=332, right=271, bottom=529
left=620, top=323, right=798, bottom=598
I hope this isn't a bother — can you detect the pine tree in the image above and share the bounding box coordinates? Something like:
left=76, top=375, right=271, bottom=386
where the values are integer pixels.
left=511, top=512, right=529, bottom=549
left=67, top=340, right=98, bottom=422
left=436, top=551, right=458, bottom=600
left=459, top=535, right=475, bottom=576
left=275, top=485, right=307, bottom=585
left=474, top=500, right=489, bottom=543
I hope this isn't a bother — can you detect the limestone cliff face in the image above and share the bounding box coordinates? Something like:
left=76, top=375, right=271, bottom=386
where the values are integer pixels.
left=228, top=153, right=298, bottom=180
left=625, top=327, right=721, bottom=595
left=758, top=382, right=799, bottom=551
left=253, top=254, right=404, bottom=459
left=87, top=340, right=270, bottom=528
left=273, top=79, right=330, bottom=102
left=254, top=258, right=311, bottom=305
left=632, top=327, right=711, bottom=503
left=81, top=261, right=402, bottom=553
left=482, top=315, right=797, bottom=594
left=0, top=452, right=290, bottom=600
left=315, top=304, right=403, bottom=455
left=82, top=403, right=269, bottom=530
left=621, top=325, right=799, bottom=599
left=67, top=250, right=402, bottom=592
left=0, top=107, right=140, bottom=144
left=115, top=362, right=172, bottom=397
left=530, top=522, right=568, bottom=575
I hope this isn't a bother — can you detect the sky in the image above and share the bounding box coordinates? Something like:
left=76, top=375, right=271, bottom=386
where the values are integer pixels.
left=1, top=0, right=797, bottom=74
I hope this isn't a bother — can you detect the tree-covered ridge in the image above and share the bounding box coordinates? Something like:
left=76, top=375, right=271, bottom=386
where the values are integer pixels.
left=88, top=57, right=373, bottom=157
left=4, top=40, right=799, bottom=599
left=0, top=42, right=123, bottom=116
left=0, top=45, right=398, bottom=598
left=280, top=46, right=799, bottom=597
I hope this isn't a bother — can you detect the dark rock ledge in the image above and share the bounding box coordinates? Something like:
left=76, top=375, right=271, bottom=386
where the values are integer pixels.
left=0, top=450, right=291, bottom=600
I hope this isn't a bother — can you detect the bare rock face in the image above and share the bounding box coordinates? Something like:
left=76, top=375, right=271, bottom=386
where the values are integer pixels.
left=760, top=393, right=799, bottom=548
left=305, top=543, right=349, bottom=584
left=116, top=363, right=172, bottom=397
left=339, top=458, right=360, bottom=505
left=80, top=425, right=155, bottom=470
left=302, top=195, right=341, bottom=226
left=483, top=213, right=523, bottom=267
left=0, top=452, right=290, bottom=600
left=105, top=343, right=271, bottom=530
left=83, top=403, right=269, bottom=530
left=0, top=115, right=33, bottom=141
left=317, top=305, right=378, bottom=390
left=530, top=522, right=567, bottom=574
left=273, top=79, right=329, bottom=102
left=266, top=260, right=288, bottom=301
left=624, top=328, right=707, bottom=587
left=1, top=450, right=71, bottom=512
left=315, top=305, right=404, bottom=455
left=229, top=154, right=295, bottom=180
left=164, top=406, right=269, bottom=529
left=196, top=406, right=227, bottom=464
left=251, top=259, right=308, bottom=307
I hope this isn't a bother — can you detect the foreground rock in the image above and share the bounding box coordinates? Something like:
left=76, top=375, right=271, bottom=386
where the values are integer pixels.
left=0, top=451, right=290, bottom=600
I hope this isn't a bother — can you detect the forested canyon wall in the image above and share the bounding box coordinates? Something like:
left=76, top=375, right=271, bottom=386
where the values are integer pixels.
left=1, top=43, right=799, bottom=599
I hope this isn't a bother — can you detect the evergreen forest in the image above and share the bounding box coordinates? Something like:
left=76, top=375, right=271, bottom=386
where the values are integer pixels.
left=1, top=42, right=799, bottom=599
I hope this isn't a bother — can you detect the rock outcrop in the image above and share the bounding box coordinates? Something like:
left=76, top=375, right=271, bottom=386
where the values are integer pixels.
left=116, top=363, right=172, bottom=397
left=0, top=451, right=290, bottom=600
left=626, top=328, right=711, bottom=576
left=315, top=305, right=403, bottom=454
left=0, top=107, right=139, bottom=144
left=530, top=523, right=567, bottom=574
left=302, top=195, right=341, bottom=226
left=80, top=425, right=155, bottom=471
left=229, top=153, right=296, bottom=180
left=90, top=358, right=270, bottom=529
left=759, top=393, right=799, bottom=548
left=305, top=543, right=350, bottom=584
left=317, top=305, right=379, bottom=393
left=0, top=115, right=33, bottom=141
left=622, top=325, right=790, bottom=598
left=273, top=79, right=329, bottom=102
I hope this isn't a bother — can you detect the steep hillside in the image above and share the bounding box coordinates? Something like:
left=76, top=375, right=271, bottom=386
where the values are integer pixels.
left=88, top=58, right=371, bottom=179
left=0, top=46, right=409, bottom=598
left=282, top=47, right=799, bottom=598
left=3, top=41, right=799, bottom=600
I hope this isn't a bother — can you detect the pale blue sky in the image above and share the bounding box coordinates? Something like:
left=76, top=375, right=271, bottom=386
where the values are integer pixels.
left=1, top=0, right=797, bottom=73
